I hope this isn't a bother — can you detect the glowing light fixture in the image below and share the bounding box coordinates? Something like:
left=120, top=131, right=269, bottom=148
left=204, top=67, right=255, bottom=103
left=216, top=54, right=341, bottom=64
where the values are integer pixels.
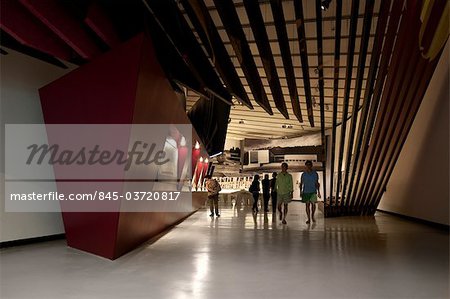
left=194, top=141, right=200, bottom=149
left=180, top=136, right=187, bottom=147
left=205, top=158, right=209, bottom=163
left=210, top=151, right=223, bottom=158
left=199, top=157, right=204, bottom=163
left=321, top=0, right=331, bottom=11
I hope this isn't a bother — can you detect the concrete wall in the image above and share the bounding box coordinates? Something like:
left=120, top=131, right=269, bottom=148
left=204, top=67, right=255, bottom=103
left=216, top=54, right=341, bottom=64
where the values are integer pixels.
left=0, top=49, right=76, bottom=242
left=378, top=43, right=449, bottom=225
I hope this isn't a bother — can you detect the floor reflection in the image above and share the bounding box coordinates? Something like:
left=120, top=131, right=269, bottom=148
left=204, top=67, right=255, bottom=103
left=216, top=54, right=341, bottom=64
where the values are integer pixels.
left=215, top=201, right=325, bottom=231
left=1, top=203, right=448, bottom=299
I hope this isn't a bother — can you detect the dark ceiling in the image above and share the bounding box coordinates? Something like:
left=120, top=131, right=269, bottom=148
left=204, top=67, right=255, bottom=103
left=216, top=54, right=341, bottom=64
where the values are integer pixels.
left=1, top=0, right=386, bottom=139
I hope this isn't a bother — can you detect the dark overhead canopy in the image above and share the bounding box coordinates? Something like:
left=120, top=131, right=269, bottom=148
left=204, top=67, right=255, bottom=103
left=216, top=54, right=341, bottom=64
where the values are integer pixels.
left=0, top=0, right=396, bottom=141
left=177, top=0, right=384, bottom=140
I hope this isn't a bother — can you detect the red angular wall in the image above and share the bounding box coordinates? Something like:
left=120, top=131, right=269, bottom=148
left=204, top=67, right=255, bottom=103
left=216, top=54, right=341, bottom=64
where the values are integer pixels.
left=39, top=33, right=206, bottom=259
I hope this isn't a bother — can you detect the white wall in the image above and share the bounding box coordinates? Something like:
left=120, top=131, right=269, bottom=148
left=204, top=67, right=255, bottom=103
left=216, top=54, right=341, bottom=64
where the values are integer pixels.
left=0, top=48, right=76, bottom=242
left=378, top=43, right=449, bottom=225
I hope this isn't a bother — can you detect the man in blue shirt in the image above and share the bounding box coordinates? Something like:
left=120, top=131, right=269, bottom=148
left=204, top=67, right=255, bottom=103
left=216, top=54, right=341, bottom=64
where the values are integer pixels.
left=300, top=160, right=321, bottom=224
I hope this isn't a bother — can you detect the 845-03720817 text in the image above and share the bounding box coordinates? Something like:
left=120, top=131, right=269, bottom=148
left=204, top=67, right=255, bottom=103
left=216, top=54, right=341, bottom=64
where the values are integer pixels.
left=9, top=191, right=181, bottom=201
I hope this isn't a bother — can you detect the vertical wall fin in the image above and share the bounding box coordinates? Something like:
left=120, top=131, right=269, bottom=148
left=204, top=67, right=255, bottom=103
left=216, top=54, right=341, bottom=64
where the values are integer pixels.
left=335, top=0, right=359, bottom=208
left=315, top=0, right=327, bottom=203
left=328, top=0, right=342, bottom=210
left=346, top=0, right=391, bottom=210
left=340, top=0, right=374, bottom=208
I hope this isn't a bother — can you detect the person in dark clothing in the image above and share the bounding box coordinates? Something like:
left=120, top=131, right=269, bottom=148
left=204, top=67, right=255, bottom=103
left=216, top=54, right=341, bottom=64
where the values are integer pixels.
left=249, top=174, right=260, bottom=213
left=205, top=175, right=221, bottom=217
left=270, top=172, right=277, bottom=213
left=262, top=174, right=271, bottom=212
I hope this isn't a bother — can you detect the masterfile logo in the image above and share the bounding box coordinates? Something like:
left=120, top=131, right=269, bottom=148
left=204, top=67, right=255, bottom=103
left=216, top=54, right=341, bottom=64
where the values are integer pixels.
left=26, top=141, right=170, bottom=171
left=4, top=124, right=194, bottom=213
left=5, top=124, right=192, bottom=180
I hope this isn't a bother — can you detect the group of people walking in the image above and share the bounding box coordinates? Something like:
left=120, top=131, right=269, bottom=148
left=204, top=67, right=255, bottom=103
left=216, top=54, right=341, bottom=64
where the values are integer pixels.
left=206, top=160, right=321, bottom=224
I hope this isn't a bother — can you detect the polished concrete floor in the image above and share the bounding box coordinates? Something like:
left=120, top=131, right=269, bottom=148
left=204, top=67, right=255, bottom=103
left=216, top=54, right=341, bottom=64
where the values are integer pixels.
left=1, top=202, right=449, bottom=299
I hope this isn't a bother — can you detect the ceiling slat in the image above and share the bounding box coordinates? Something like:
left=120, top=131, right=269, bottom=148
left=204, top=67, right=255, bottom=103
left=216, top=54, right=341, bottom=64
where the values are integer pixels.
left=143, top=0, right=229, bottom=103
left=213, top=0, right=273, bottom=115
left=270, top=0, right=303, bottom=122
left=177, top=0, right=384, bottom=141
left=295, top=0, right=317, bottom=126
left=180, top=0, right=253, bottom=109
left=243, top=0, right=289, bottom=118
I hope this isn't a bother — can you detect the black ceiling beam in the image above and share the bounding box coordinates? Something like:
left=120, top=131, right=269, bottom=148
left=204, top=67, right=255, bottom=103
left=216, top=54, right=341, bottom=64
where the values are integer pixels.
left=142, top=1, right=211, bottom=100
left=142, top=0, right=231, bottom=105
left=98, top=0, right=144, bottom=42
left=340, top=0, right=374, bottom=208
left=243, top=0, right=288, bottom=118
left=328, top=0, right=342, bottom=208
left=145, top=15, right=204, bottom=98
left=180, top=0, right=253, bottom=109
left=0, top=30, right=69, bottom=68
left=294, top=0, right=315, bottom=126
left=213, top=0, right=273, bottom=115
left=315, top=0, right=327, bottom=203
left=270, top=0, right=303, bottom=122
left=346, top=0, right=391, bottom=210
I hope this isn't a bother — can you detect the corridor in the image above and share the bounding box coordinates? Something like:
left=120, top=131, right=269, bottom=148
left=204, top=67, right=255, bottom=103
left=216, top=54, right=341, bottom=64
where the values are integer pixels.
left=1, top=203, right=448, bottom=298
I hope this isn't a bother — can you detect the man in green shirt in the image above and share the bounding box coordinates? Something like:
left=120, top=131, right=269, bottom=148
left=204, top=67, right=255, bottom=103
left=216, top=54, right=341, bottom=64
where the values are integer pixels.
left=275, top=162, right=293, bottom=224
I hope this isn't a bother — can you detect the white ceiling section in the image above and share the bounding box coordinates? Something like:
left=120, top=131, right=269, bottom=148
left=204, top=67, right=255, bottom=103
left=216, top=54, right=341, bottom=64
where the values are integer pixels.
left=181, top=0, right=383, bottom=140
